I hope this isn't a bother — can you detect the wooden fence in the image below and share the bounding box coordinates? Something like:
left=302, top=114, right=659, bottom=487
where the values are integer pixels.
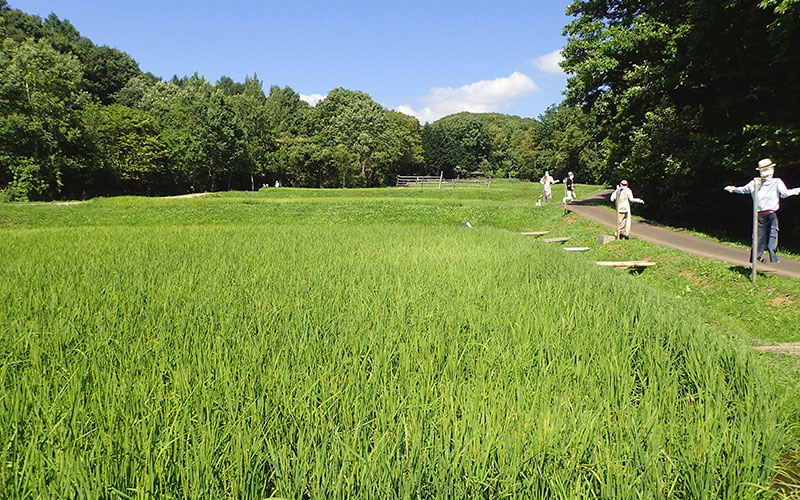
left=396, top=173, right=491, bottom=189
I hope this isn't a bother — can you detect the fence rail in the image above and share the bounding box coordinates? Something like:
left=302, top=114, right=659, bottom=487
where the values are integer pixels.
left=396, top=173, right=491, bottom=189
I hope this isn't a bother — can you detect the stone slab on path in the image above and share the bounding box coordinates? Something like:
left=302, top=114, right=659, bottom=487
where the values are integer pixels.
left=752, top=343, right=800, bottom=355
left=596, top=260, right=656, bottom=269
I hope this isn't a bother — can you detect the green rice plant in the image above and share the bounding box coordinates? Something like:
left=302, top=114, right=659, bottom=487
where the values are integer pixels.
left=1, top=182, right=798, bottom=498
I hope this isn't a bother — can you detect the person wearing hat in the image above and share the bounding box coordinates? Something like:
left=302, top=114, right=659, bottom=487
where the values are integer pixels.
left=563, top=171, right=576, bottom=203
left=539, top=170, right=559, bottom=203
left=610, top=180, right=644, bottom=239
left=724, top=158, right=800, bottom=263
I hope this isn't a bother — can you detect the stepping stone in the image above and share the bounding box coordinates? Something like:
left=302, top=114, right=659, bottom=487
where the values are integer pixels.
left=597, top=235, right=616, bottom=245
left=563, top=247, right=590, bottom=251
left=543, top=237, right=571, bottom=243
left=596, top=261, right=656, bottom=269
left=752, top=343, right=800, bottom=355
left=520, top=231, right=548, bottom=236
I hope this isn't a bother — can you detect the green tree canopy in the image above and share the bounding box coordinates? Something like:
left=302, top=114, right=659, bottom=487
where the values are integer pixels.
left=562, top=0, right=800, bottom=243
left=0, top=37, right=91, bottom=200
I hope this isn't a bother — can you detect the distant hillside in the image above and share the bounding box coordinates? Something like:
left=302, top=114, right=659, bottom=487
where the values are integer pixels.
left=433, top=112, right=538, bottom=130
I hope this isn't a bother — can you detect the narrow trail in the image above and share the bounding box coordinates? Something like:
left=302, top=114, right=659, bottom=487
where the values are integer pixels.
left=163, top=192, right=213, bottom=199
left=568, top=190, right=800, bottom=281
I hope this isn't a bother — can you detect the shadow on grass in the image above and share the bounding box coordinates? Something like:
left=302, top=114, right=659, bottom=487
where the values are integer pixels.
left=728, top=265, right=784, bottom=279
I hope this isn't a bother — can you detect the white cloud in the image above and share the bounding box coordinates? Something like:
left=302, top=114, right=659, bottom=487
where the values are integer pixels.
left=532, top=49, right=565, bottom=76
left=396, top=71, right=539, bottom=123
left=300, top=93, right=326, bottom=106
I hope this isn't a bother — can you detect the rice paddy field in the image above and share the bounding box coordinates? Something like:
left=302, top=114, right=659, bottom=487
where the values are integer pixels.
left=3, top=181, right=800, bottom=499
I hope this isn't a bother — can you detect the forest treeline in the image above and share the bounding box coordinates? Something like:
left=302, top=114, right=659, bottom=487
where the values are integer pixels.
left=0, top=2, right=597, bottom=202
left=2, top=1, right=800, bottom=244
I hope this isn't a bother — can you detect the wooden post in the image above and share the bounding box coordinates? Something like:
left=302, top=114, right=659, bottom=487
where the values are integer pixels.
left=751, top=177, right=761, bottom=284
left=438, top=171, right=443, bottom=189
left=615, top=187, right=621, bottom=240
left=563, top=180, right=568, bottom=213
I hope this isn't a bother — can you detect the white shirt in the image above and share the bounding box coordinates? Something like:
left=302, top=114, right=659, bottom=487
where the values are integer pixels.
left=610, top=186, right=643, bottom=213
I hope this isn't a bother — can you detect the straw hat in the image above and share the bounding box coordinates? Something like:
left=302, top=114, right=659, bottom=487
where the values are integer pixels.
left=757, top=158, right=776, bottom=171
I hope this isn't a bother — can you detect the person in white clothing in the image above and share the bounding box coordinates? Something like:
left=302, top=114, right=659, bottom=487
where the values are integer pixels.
left=724, top=158, right=800, bottom=263
left=539, top=171, right=559, bottom=203
left=610, top=180, right=644, bottom=239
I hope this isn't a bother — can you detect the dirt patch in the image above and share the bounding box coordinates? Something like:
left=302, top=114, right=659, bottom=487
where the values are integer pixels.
left=54, top=201, right=83, bottom=205
left=773, top=450, right=800, bottom=497
left=559, top=213, right=580, bottom=227
left=678, top=269, right=712, bottom=289
left=771, top=293, right=793, bottom=307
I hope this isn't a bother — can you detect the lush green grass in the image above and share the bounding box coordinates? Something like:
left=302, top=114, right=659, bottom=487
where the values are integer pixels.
left=0, top=184, right=547, bottom=230
left=1, top=180, right=799, bottom=499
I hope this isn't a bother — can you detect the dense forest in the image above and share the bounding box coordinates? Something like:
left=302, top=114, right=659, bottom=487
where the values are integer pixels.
left=2, top=0, right=799, bottom=243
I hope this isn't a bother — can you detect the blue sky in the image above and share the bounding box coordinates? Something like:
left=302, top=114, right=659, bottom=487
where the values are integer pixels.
left=11, top=0, right=574, bottom=123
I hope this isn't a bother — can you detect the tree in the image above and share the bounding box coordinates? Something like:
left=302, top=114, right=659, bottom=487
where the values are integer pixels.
left=421, top=123, right=453, bottom=177
left=228, top=75, right=276, bottom=189
left=39, top=13, right=142, bottom=104
left=429, top=114, right=492, bottom=177
left=216, top=75, right=244, bottom=96
left=0, top=7, right=48, bottom=43
left=158, top=75, right=246, bottom=192
left=264, top=85, right=310, bottom=137
left=535, top=103, right=605, bottom=183
left=0, top=37, right=92, bottom=200
left=309, top=88, right=391, bottom=187
left=111, top=72, right=162, bottom=108
left=421, top=112, right=549, bottom=179
left=90, top=104, right=173, bottom=195
left=510, top=128, right=538, bottom=180
left=42, top=13, right=81, bottom=51
left=383, top=110, right=424, bottom=179
left=77, top=43, right=141, bottom=104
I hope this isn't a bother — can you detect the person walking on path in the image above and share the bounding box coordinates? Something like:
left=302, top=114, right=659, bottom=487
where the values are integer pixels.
left=539, top=171, right=559, bottom=203
left=724, top=158, right=800, bottom=263
left=610, top=180, right=644, bottom=239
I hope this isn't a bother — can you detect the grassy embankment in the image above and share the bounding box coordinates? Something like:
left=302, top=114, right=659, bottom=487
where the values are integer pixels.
left=2, top=180, right=800, bottom=499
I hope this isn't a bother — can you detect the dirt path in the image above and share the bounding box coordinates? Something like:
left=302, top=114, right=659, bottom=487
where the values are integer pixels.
left=568, top=190, right=800, bottom=281
left=163, top=192, right=213, bottom=199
